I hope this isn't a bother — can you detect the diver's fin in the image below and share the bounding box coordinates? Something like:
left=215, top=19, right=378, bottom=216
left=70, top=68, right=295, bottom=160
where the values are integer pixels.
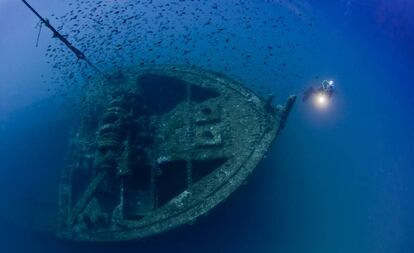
left=302, top=87, right=315, bottom=102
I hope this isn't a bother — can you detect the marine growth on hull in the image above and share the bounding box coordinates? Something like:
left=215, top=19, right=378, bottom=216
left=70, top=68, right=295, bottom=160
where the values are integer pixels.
left=58, top=65, right=295, bottom=241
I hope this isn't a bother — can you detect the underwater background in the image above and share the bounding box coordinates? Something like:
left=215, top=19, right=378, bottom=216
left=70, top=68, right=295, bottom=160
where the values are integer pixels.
left=0, top=0, right=413, bottom=252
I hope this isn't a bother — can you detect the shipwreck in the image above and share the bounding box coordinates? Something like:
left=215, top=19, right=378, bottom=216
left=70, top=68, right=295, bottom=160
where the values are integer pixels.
left=57, top=64, right=295, bottom=241
left=20, top=0, right=296, bottom=241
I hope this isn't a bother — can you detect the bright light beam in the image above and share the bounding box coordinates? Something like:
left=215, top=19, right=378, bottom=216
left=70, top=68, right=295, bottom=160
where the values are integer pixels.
left=314, top=92, right=329, bottom=109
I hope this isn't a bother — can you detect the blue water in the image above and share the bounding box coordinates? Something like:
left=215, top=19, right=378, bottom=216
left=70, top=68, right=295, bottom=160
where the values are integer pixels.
left=1, top=0, right=413, bottom=252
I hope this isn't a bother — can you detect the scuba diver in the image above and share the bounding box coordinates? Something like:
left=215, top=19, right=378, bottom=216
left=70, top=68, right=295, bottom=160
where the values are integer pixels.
left=302, top=80, right=335, bottom=102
